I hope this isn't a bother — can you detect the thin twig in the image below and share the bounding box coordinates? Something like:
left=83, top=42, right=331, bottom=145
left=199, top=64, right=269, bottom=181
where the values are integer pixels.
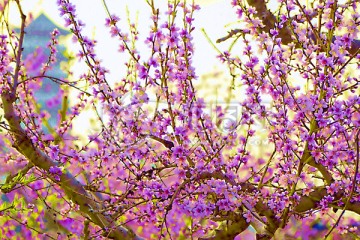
left=12, top=0, right=26, bottom=97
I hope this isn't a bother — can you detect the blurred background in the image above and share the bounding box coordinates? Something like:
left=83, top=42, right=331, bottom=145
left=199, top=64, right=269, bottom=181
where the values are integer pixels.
left=7, top=0, right=245, bottom=134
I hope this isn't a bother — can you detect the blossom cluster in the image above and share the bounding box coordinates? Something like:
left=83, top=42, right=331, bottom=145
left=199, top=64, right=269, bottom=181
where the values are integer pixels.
left=0, top=0, right=359, bottom=239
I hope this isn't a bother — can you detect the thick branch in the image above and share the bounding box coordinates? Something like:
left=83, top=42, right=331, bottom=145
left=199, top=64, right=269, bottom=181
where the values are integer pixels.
left=295, top=131, right=360, bottom=216
left=1, top=92, right=142, bottom=240
left=246, top=0, right=293, bottom=44
left=294, top=187, right=360, bottom=216
left=199, top=214, right=249, bottom=240
left=219, top=0, right=360, bottom=55
left=198, top=171, right=279, bottom=238
left=247, top=0, right=360, bottom=54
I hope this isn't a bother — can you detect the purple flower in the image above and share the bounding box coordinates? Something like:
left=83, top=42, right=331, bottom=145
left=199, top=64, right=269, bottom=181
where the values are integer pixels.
left=174, top=126, right=187, bottom=137
left=49, top=166, right=62, bottom=181
left=325, top=19, right=334, bottom=30
left=270, top=29, right=279, bottom=37
left=48, top=145, right=60, bottom=160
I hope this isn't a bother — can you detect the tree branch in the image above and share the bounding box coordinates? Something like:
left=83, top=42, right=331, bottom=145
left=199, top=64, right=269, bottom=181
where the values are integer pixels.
left=294, top=188, right=360, bottom=217
left=218, top=0, right=360, bottom=55
left=198, top=171, right=280, bottom=238
left=1, top=91, right=143, bottom=240
left=245, top=0, right=293, bottom=44
left=12, top=0, right=26, bottom=98
left=199, top=214, right=249, bottom=240
left=1, top=163, right=33, bottom=193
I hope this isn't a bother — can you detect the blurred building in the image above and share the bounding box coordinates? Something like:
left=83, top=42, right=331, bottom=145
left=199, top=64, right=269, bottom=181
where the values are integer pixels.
left=18, top=13, right=70, bottom=128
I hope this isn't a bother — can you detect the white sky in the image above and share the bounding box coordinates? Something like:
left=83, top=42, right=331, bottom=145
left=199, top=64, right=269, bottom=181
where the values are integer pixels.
left=9, top=0, right=238, bottom=80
